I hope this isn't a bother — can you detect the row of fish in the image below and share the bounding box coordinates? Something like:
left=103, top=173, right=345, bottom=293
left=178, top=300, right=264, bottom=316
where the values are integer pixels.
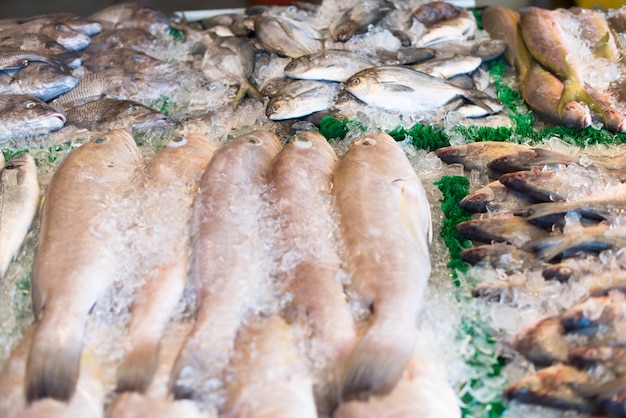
left=0, top=128, right=456, bottom=418
left=482, top=5, right=626, bottom=132
left=437, top=140, right=626, bottom=416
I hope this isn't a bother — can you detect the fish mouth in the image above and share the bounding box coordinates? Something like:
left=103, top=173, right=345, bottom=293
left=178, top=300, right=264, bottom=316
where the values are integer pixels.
left=57, top=33, right=91, bottom=51
left=79, top=22, right=102, bottom=37
left=51, top=112, right=67, bottom=124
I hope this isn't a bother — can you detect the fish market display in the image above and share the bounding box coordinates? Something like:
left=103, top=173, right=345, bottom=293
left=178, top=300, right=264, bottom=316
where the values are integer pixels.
left=4, top=1, right=626, bottom=418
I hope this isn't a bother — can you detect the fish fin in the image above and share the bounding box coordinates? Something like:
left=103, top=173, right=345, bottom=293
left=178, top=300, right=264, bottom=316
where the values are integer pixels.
left=340, top=318, right=415, bottom=401
left=393, top=178, right=432, bottom=243
left=25, top=315, right=84, bottom=403
left=525, top=201, right=570, bottom=222
left=559, top=80, right=605, bottom=123
left=232, top=85, right=247, bottom=110
left=380, top=82, right=415, bottom=93
left=593, top=32, right=616, bottom=60
left=115, top=339, right=159, bottom=393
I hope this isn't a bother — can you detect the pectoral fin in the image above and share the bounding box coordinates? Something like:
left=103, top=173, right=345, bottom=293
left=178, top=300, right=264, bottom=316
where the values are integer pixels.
left=393, top=178, right=432, bottom=243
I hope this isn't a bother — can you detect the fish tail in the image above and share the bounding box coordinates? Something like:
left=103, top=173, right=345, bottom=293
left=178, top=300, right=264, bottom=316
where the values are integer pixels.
left=340, top=317, right=415, bottom=400
left=115, top=338, right=159, bottom=393
left=25, top=315, right=84, bottom=403
left=465, top=89, right=499, bottom=114
left=232, top=81, right=264, bottom=110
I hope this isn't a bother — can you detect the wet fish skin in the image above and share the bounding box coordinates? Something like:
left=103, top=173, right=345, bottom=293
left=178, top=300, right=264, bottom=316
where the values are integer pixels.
left=542, top=262, right=575, bottom=283
left=435, top=141, right=528, bottom=176
left=116, top=134, right=217, bottom=394
left=525, top=193, right=626, bottom=225
left=456, top=215, right=549, bottom=247
left=459, top=242, right=539, bottom=271
left=412, top=1, right=460, bottom=26
left=82, top=48, right=172, bottom=75
left=254, top=14, right=323, bottom=58
left=0, top=34, right=82, bottom=68
left=514, top=318, right=570, bottom=366
left=84, top=28, right=163, bottom=55
left=333, top=132, right=432, bottom=400
left=428, top=38, right=508, bottom=62
left=375, top=46, right=436, bottom=65
left=504, top=363, right=598, bottom=414
left=88, top=2, right=176, bottom=35
left=283, top=50, right=376, bottom=82
left=26, top=129, right=142, bottom=403
left=65, top=98, right=169, bottom=132
left=4, top=62, right=78, bottom=102
left=0, top=21, right=91, bottom=52
left=459, top=179, right=538, bottom=214
left=417, top=10, right=477, bottom=47
left=258, top=76, right=289, bottom=98
left=498, top=169, right=570, bottom=202
left=0, top=153, right=39, bottom=278
left=169, top=131, right=282, bottom=400
left=570, top=346, right=626, bottom=376
left=570, top=7, right=620, bottom=61
left=0, top=47, right=68, bottom=71
left=266, top=80, right=340, bottom=120
left=0, top=94, right=66, bottom=141
left=329, top=0, right=389, bottom=42
left=561, top=296, right=625, bottom=332
left=522, top=62, right=592, bottom=129
left=487, top=148, right=579, bottom=174
left=411, top=53, right=482, bottom=79
left=11, top=13, right=103, bottom=36
left=345, top=65, right=497, bottom=114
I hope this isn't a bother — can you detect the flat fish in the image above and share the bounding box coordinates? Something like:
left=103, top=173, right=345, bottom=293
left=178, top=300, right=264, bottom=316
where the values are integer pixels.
left=0, top=154, right=39, bottom=278
left=25, top=129, right=142, bottom=402
left=115, top=134, right=218, bottom=394
left=333, top=132, right=432, bottom=400
left=168, top=131, right=281, bottom=400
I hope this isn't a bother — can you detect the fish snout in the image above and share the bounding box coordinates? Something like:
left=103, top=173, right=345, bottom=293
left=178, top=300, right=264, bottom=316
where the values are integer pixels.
left=56, top=32, right=91, bottom=51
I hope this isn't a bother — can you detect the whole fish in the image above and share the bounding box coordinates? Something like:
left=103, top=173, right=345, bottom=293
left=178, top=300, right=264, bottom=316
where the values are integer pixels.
left=456, top=215, right=549, bottom=247
left=411, top=53, right=482, bottom=79
left=335, top=349, right=461, bottom=418
left=428, top=38, right=508, bottom=62
left=283, top=50, right=376, bottom=82
left=374, top=46, right=436, bottom=65
left=434, top=141, right=528, bottom=177
left=513, top=318, right=570, bottom=366
left=487, top=147, right=580, bottom=174
left=84, top=28, right=164, bottom=55
left=0, top=34, right=82, bottom=68
left=266, top=80, right=340, bottom=120
left=417, top=10, right=477, bottom=47
left=570, top=7, right=620, bottom=61
left=81, top=48, right=172, bottom=75
left=1, top=62, right=78, bottom=101
left=254, top=14, right=323, bottom=58
left=459, top=180, right=539, bottom=214
left=88, top=3, right=177, bottom=35
left=521, top=62, right=592, bottom=129
left=481, top=6, right=532, bottom=83
left=169, top=131, right=281, bottom=399
left=0, top=94, right=66, bottom=142
left=53, top=68, right=178, bottom=108
left=25, top=129, right=142, bottom=402
left=0, top=154, right=39, bottom=278
left=333, top=132, right=432, bottom=400
left=266, top=131, right=355, bottom=413
left=412, top=1, right=460, bottom=26
left=504, top=363, right=597, bottom=414
left=0, top=20, right=91, bottom=51
left=65, top=98, right=169, bottom=132
left=329, top=0, right=389, bottom=42
left=519, top=7, right=603, bottom=121
left=345, top=65, right=496, bottom=114
left=221, top=315, right=317, bottom=418
left=116, top=134, right=217, bottom=394
left=201, top=36, right=262, bottom=108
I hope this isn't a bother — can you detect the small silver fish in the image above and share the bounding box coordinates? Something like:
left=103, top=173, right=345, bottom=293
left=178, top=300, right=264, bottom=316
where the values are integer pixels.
left=329, top=0, right=389, bottom=42
left=284, top=50, right=377, bottom=82
left=266, top=80, right=340, bottom=120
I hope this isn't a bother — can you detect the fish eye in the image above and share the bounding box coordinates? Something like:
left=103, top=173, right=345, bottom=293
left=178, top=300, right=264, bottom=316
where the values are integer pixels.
left=350, top=78, right=360, bottom=86
left=94, top=137, right=108, bottom=144
left=55, top=24, right=65, bottom=30
left=132, top=74, right=144, bottom=81
left=129, top=104, right=137, bottom=111
left=247, top=137, right=261, bottom=145
left=172, top=135, right=184, bottom=142
left=44, top=42, right=56, bottom=50
left=132, top=55, right=143, bottom=62
left=167, top=135, right=187, bottom=147
left=24, top=101, right=36, bottom=109
left=271, top=104, right=280, bottom=113
left=293, top=136, right=312, bottom=148
left=39, top=66, right=50, bottom=73
left=360, top=138, right=376, bottom=146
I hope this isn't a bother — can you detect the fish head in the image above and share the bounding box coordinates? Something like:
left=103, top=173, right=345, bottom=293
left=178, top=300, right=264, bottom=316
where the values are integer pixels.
left=58, top=14, right=103, bottom=36
left=266, top=96, right=296, bottom=120
left=126, top=51, right=172, bottom=75
left=103, top=101, right=170, bottom=131
left=122, top=72, right=179, bottom=101
left=236, top=130, right=282, bottom=161
left=292, top=131, right=338, bottom=163
left=43, top=22, right=91, bottom=51
left=345, top=71, right=376, bottom=97
left=283, top=56, right=311, bottom=77
left=259, top=77, right=288, bottom=98
left=3, top=95, right=66, bottom=134
left=82, top=129, right=141, bottom=175
left=13, top=63, right=78, bottom=101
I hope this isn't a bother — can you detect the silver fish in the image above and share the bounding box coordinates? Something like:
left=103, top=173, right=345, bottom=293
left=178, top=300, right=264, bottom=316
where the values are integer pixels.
left=0, top=154, right=39, bottom=278
left=411, top=53, right=482, bottom=79
left=459, top=242, right=539, bottom=272
left=283, top=50, right=377, bottom=82
left=26, top=129, right=142, bottom=402
left=417, top=10, right=477, bottom=47
left=333, top=132, right=432, bottom=400
left=345, top=65, right=497, bottom=114
left=0, top=94, right=66, bottom=142
left=266, top=80, right=340, bottom=120
left=329, top=0, right=389, bottom=42
left=254, top=14, right=323, bottom=58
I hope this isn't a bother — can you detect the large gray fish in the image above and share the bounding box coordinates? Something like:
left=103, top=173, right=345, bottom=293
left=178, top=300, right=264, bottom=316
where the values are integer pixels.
left=116, top=134, right=217, bottom=394
left=221, top=315, right=317, bottom=418
left=88, top=3, right=179, bottom=35
left=333, top=132, right=432, bottom=400
left=283, top=50, right=377, bottom=82
left=0, top=62, right=78, bottom=101
left=345, top=65, right=497, bottom=114
left=65, top=99, right=169, bottom=132
left=266, top=79, right=340, bottom=120
left=459, top=180, right=539, bottom=214
left=254, top=14, right=323, bottom=58
left=81, top=48, right=172, bottom=75
left=25, top=129, right=142, bottom=403
left=0, top=20, right=91, bottom=51
left=266, top=131, right=356, bottom=413
left=504, top=363, right=597, bottom=414
left=0, top=154, right=39, bottom=278
left=0, top=34, right=81, bottom=68
left=329, top=0, right=390, bottom=42
left=456, top=215, right=549, bottom=247
left=201, top=36, right=262, bottom=108
left=169, top=131, right=281, bottom=399
left=0, top=94, right=66, bottom=142
left=53, top=68, right=178, bottom=109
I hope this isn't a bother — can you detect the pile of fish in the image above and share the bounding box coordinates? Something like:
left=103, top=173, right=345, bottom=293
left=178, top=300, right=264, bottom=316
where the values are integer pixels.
left=437, top=140, right=626, bottom=416
left=483, top=5, right=626, bottom=132
left=0, top=0, right=512, bottom=149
